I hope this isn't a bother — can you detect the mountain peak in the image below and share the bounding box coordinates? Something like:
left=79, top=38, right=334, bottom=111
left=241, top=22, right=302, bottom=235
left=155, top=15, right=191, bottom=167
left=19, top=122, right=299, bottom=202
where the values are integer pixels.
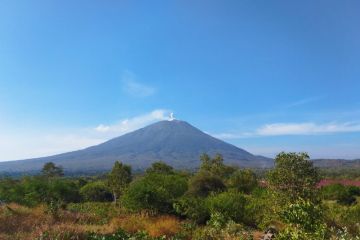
left=0, top=119, right=273, bottom=174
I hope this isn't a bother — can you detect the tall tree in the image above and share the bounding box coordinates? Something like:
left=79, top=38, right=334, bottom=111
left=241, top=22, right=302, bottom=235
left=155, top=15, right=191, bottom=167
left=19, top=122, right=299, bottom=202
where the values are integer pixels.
left=146, top=161, right=174, bottom=175
left=41, top=162, right=64, bottom=178
left=228, top=169, right=258, bottom=194
left=107, top=161, right=132, bottom=203
left=200, top=153, right=235, bottom=178
left=267, top=152, right=320, bottom=201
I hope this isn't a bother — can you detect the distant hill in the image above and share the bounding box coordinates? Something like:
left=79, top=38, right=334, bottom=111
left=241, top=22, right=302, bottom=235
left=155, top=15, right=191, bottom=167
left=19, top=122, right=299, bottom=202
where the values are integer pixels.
left=0, top=120, right=273, bottom=175
left=312, top=159, right=360, bottom=168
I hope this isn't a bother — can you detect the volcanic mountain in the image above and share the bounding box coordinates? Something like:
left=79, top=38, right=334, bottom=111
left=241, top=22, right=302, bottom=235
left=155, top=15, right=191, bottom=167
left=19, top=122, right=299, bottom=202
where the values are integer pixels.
left=0, top=120, right=273, bottom=174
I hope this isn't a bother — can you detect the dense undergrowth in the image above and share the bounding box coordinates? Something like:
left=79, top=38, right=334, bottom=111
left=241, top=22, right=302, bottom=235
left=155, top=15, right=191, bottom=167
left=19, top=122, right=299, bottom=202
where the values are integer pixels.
left=0, top=152, right=360, bottom=239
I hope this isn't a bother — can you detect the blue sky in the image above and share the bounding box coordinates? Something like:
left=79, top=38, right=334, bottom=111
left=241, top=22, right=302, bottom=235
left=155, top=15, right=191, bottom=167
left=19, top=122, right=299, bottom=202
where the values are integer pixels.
left=0, top=0, right=360, bottom=161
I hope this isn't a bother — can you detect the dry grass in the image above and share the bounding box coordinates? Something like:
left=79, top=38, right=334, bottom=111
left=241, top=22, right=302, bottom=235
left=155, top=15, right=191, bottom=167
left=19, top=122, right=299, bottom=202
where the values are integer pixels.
left=0, top=203, right=183, bottom=240
left=0, top=204, right=49, bottom=235
left=110, top=213, right=181, bottom=237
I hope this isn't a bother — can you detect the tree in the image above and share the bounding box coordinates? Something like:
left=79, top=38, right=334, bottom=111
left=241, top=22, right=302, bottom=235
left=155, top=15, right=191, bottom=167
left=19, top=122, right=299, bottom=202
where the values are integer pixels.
left=80, top=181, right=113, bottom=202
left=187, top=171, right=226, bottom=197
left=267, top=152, right=320, bottom=201
left=122, top=173, right=187, bottom=213
left=228, top=169, right=258, bottom=194
left=277, top=199, right=327, bottom=240
left=200, top=153, right=212, bottom=172
left=200, top=153, right=236, bottom=179
left=146, top=161, right=174, bottom=175
left=41, top=162, right=64, bottom=178
left=206, top=190, right=247, bottom=223
left=200, top=153, right=225, bottom=176
left=107, top=161, right=132, bottom=203
left=174, top=196, right=210, bottom=224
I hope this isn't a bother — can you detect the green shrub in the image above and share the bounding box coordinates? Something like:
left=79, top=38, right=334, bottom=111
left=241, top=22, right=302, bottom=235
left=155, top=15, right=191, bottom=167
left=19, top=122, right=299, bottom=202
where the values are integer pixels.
left=80, top=181, right=113, bottom=202
left=67, top=202, right=121, bottom=224
left=122, top=173, right=187, bottom=213
left=193, top=220, right=253, bottom=240
left=146, top=161, right=174, bottom=175
left=174, top=196, right=210, bottom=224
left=206, top=190, right=247, bottom=224
left=0, top=178, right=25, bottom=204
left=267, top=152, right=320, bottom=201
left=277, top=199, right=327, bottom=240
left=340, top=204, right=360, bottom=235
left=244, top=187, right=278, bottom=228
left=321, top=184, right=357, bottom=205
left=0, top=176, right=81, bottom=207
left=347, top=186, right=360, bottom=196
left=187, top=171, right=225, bottom=197
left=228, top=169, right=258, bottom=194
left=329, top=227, right=360, bottom=240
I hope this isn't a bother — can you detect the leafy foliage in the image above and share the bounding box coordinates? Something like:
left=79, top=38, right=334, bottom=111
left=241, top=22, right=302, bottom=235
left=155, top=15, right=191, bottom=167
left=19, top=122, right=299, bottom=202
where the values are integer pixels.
left=146, top=161, right=174, bottom=175
left=200, top=153, right=236, bottom=178
left=320, top=184, right=357, bottom=205
left=174, top=196, right=210, bottom=224
left=41, top=162, right=64, bottom=178
left=107, top=161, right=132, bottom=203
left=228, top=169, right=258, bottom=194
left=187, top=171, right=225, bottom=197
left=206, top=190, right=247, bottom=223
left=122, top=173, right=188, bottom=213
left=1, top=153, right=360, bottom=239
left=80, top=181, right=113, bottom=202
left=268, top=152, right=320, bottom=201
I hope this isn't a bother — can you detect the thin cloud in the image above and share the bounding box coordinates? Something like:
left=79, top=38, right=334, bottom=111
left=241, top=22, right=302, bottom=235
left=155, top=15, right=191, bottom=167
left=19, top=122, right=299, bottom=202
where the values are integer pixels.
left=257, top=122, right=360, bottom=136
left=122, top=71, right=156, bottom=97
left=212, top=132, right=253, bottom=139
left=213, top=122, right=360, bottom=139
left=0, top=109, right=172, bottom=161
left=94, top=109, right=171, bottom=136
left=285, top=96, right=323, bottom=108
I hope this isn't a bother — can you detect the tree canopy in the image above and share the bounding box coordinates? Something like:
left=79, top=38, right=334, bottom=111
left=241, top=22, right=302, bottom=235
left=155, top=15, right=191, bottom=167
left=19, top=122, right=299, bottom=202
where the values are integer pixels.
left=267, top=152, right=320, bottom=201
left=145, top=161, right=174, bottom=175
left=107, top=161, right=132, bottom=203
left=41, top=162, right=64, bottom=178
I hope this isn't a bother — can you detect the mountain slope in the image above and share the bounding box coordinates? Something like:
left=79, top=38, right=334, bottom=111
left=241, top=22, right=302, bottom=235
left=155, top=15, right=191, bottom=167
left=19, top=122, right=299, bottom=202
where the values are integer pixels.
left=312, top=159, right=360, bottom=168
left=0, top=120, right=273, bottom=174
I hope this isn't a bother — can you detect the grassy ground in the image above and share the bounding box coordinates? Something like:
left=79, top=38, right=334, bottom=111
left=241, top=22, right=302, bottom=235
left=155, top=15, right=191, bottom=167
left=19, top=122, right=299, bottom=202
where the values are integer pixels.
left=0, top=203, right=185, bottom=240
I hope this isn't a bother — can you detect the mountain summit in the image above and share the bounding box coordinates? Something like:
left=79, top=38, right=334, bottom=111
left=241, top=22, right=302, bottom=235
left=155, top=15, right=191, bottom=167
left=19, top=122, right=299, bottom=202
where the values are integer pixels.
left=0, top=120, right=272, bottom=174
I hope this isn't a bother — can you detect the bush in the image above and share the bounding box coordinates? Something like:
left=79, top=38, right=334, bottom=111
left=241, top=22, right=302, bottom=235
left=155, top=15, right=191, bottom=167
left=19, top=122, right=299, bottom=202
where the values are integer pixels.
left=228, top=169, right=258, bottom=194
left=340, top=204, right=360, bottom=236
left=67, top=202, right=120, bottom=224
left=193, top=220, right=253, bottom=240
left=0, top=176, right=81, bottom=207
left=205, top=190, right=247, bottom=224
left=0, top=178, right=25, bottom=204
left=277, top=199, right=327, bottom=240
left=80, top=181, right=113, bottom=202
left=267, top=152, right=320, bottom=201
left=146, top=161, right=174, bottom=175
left=244, top=187, right=278, bottom=228
left=122, top=173, right=187, bottom=213
left=174, top=196, right=210, bottom=224
left=321, top=184, right=357, bottom=205
left=187, top=171, right=225, bottom=197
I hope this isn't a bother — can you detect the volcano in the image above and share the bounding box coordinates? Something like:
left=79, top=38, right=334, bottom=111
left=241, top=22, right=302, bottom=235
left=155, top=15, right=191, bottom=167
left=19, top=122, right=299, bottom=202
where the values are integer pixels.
left=0, top=120, right=273, bottom=174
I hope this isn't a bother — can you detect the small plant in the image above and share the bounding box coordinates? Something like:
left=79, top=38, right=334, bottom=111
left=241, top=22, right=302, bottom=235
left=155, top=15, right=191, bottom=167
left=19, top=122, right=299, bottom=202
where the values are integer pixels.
left=330, top=227, right=360, bottom=240
left=277, top=199, right=328, bottom=240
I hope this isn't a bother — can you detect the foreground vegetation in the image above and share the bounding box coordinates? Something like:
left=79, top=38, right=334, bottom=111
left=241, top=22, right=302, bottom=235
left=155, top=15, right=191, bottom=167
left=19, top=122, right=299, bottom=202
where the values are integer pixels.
left=0, top=152, right=360, bottom=239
